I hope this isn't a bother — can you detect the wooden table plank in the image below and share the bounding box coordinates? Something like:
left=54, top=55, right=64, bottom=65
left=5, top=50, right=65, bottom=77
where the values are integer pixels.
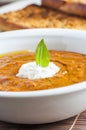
left=0, top=111, right=86, bottom=130
left=0, top=116, right=76, bottom=130
left=73, top=111, right=86, bottom=130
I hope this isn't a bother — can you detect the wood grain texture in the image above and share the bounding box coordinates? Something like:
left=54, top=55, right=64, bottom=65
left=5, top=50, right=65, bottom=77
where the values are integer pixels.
left=0, top=116, right=76, bottom=130
left=0, top=111, right=86, bottom=130
left=73, top=111, right=86, bottom=130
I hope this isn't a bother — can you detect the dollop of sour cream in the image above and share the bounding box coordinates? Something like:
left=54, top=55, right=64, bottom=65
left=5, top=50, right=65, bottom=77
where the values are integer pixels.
left=16, top=62, right=60, bottom=80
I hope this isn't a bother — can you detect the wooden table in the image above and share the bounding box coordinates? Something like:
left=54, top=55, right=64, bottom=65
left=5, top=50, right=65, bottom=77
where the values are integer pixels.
left=0, top=111, right=86, bottom=130
left=0, top=3, right=86, bottom=130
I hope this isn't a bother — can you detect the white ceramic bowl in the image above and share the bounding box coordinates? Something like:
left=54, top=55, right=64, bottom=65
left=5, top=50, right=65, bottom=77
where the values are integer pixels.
left=0, top=29, right=86, bottom=124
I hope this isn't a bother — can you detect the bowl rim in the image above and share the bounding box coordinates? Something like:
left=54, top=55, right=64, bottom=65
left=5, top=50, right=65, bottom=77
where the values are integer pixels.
left=0, top=28, right=86, bottom=38
left=0, top=82, right=86, bottom=98
left=0, top=28, right=86, bottom=97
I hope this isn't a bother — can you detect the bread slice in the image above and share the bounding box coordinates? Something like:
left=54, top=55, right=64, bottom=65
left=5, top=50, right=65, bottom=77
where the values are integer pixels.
left=42, top=0, right=86, bottom=18
left=0, top=4, right=86, bottom=31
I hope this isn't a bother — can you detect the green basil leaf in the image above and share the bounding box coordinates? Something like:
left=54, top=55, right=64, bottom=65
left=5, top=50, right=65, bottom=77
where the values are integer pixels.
left=36, top=39, right=50, bottom=67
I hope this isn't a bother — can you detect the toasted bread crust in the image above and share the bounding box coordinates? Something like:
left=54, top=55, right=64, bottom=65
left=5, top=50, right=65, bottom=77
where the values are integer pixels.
left=42, top=0, right=86, bottom=17
left=0, top=4, right=86, bottom=31
left=0, top=17, right=27, bottom=31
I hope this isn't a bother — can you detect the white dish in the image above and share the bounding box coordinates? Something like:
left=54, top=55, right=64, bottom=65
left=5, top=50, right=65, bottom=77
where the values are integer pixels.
left=0, top=28, right=86, bottom=124
left=0, top=0, right=16, bottom=3
left=0, top=0, right=20, bottom=5
left=0, top=0, right=41, bottom=14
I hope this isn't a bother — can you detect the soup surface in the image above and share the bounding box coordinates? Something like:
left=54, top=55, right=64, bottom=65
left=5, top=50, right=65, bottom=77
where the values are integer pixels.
left=0, top=50, right=86, bottom=91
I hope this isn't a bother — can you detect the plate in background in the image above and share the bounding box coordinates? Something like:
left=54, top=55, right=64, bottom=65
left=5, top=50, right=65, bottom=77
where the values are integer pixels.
left=0, top=0, right=41, bottom=13
left=0, top=0, right=18, bottom=4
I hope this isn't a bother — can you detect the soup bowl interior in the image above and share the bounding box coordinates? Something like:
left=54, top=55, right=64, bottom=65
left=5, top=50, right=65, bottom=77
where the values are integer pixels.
left=0, top=29, right=86, bottom=124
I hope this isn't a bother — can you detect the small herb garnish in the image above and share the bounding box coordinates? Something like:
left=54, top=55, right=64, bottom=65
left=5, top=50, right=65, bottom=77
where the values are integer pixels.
left=36, top=39, right=50, bottom=67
